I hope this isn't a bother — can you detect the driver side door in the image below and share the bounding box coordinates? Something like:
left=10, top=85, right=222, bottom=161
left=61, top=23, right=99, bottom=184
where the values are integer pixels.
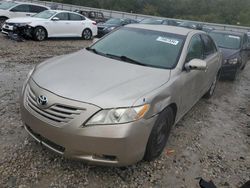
left=178, top=34, right=206, bottom=116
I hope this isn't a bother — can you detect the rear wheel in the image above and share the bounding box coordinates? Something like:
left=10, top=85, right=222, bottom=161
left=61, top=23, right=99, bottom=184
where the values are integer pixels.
left=33, top=27, right=47, bottom=41
left=144, top=107, right=174, bottom=161
left=82, top=29, right=92, bottom=40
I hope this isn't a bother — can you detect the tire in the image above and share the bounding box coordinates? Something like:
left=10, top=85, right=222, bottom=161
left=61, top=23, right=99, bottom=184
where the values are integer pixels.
left=144, top=107, right=174, bottom=161
left=241, top=63, right=246, bottom=70
left=33, top=27, right=47, bottom=41
left=82, top=29, right=92, bottom=40
left=204, top=74, right=218, bottom=99
left=0, top=17, right=8, bottom=30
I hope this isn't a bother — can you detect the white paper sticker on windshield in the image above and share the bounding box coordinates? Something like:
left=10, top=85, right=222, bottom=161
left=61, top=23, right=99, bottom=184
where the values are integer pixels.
left=156, top=37, right=179, bottom=45
left=228, top=35, right=240, bottom=39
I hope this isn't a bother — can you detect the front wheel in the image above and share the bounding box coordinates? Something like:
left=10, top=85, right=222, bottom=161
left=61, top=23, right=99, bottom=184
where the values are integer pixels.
left=144, top=107, right=174, bottom=161
left=33, top=27, right=47, bottom=41
left=82, top=29, right=92, bottom=40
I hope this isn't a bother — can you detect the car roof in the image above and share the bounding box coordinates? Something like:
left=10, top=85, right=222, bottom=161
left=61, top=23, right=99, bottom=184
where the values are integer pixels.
left=126, top=24, right=200, bottom=36
left=14, top=1, right=49, bottom=8
left=211, top=30, right=245, bottom=37
left=48, top=9, right=84, bottom=14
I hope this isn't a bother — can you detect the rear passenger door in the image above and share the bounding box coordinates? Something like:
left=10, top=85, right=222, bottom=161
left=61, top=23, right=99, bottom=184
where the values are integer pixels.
left=68, top=13, right=85, bottom=37
left=200, top=34, right=220, bottom=93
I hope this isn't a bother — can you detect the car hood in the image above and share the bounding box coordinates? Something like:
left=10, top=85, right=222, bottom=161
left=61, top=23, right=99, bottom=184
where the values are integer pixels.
left=219, top=48, right=240, bottom=62
left=32, top=49, right=171, bottom=108
left=6, top=17, right=45, bottom=23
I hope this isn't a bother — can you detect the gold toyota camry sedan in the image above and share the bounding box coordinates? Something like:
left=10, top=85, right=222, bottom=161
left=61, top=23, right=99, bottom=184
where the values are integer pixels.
left=21, top=24, right=222, bottom=166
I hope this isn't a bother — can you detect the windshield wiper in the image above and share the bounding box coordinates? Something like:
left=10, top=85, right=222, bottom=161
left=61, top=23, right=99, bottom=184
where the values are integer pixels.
left=106, top=54, right=148, bottom=67
left=86, top=47, right=106, bottom=56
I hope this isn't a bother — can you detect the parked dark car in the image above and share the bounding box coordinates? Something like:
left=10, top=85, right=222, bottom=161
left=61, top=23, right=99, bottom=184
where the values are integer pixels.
left=74, top=10, right=107, bottom=23
left=97, top=18, right=138, bottom=37
left=209, top=30, right=249, bottom=80
left=139, top=18, right=179, bottom=26
left=202, top=25, right=215, bottom=33
left=179, top=21, right=203, bottom=30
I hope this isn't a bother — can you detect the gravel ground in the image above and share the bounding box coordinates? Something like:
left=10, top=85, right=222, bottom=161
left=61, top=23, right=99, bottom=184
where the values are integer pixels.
left=0, top=34, right=249, bottom=188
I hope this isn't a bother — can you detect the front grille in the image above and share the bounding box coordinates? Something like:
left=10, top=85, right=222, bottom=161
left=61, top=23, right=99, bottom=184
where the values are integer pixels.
left=26, top=125, right=65, bottom=153
left=25, top=85, right=83, bottom=126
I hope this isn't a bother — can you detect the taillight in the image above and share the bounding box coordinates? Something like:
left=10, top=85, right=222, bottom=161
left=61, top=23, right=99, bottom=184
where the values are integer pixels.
left=92, top=22, right=97, bottom=25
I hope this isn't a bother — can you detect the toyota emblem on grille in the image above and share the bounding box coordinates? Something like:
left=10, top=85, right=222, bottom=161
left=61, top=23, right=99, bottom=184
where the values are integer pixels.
left=37, top=95, right=48, bottom=106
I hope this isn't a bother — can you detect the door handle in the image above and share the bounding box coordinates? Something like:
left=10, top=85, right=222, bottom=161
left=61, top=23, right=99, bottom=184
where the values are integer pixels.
left=26, top=14, right=31, bottom=16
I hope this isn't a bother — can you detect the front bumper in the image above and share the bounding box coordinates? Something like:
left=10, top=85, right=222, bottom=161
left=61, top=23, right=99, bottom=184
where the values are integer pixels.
left=1, top=23, right=33, bottom=38
left=97, top=29, right=110, bottom=38
left=20, top=80, right=156, bottom=166
left=220, top=63, right=238, bottom=78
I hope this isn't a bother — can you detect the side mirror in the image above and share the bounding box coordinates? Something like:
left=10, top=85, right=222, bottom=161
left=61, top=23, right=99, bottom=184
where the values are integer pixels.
left=52, top=17, right=59, bottom=21
left=185, top=59, right=207, bottom=71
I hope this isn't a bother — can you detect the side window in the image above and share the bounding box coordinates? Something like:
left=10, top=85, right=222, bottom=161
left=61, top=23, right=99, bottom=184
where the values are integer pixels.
left=10, top=4, right=30, bottom=12
left=89, top=12, right=95, bottom=18
left=169, top=20, right=178, bottom=26
left=186, top=35, right=204, bottom=62
left=162, top=20, right=169, bottom=25
left=201, top=34, right=217, bottom=58
left=69, top=13, right=84, bottom=21
left=55, top=13, right=69, bottom=20
left=29, top=5, right=48, bottom=13
left=97, top=13, right=103, bottom=18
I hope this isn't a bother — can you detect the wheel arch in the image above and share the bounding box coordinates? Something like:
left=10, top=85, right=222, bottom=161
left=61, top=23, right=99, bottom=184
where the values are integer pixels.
left=33, top=25, right=48, bottom=37
left=0, top=16, right=9, bottom=19
left=82, top=28, right=92, bottom=38
left=168, top=103, right=177, bottom=122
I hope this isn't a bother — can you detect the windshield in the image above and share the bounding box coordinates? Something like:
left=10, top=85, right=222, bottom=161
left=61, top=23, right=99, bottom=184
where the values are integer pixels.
left=33, top=10, right=57, bottom=19
left=88, top=27, right=185, bottom=69
left=140, top=18, right=163, bottom=24
left=210, top=32, right=242, bottom=49
left=0, top=2, right=17, bottom=10
left=105, top=18, right=123, bottom=25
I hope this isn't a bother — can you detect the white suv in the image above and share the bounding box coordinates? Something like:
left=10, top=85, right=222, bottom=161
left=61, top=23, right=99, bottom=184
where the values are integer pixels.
left=0, top=1, right=49, bottom=28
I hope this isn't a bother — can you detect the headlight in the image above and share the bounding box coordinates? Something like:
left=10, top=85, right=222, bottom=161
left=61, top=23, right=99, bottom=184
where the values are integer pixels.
left=15, top=22, right=31, bottom=27
left=85, top=104, right=150, bottom=126
left=225, top=58, right=238, bottom=65
left=106, top=26, right=115, bottom=31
